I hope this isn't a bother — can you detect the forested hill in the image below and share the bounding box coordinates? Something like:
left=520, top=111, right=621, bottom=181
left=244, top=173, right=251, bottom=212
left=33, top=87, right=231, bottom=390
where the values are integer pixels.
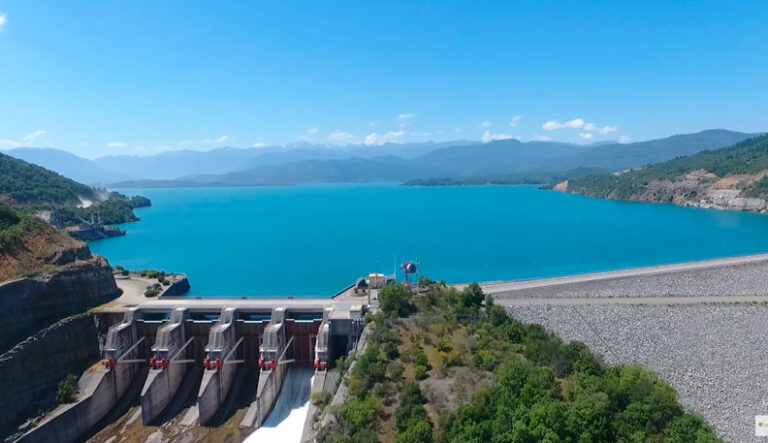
left=0, top=152, right=150, bottom=234
left=0, top=151, right=96, bottom=206
left=561, top=134, right=768, bottom=212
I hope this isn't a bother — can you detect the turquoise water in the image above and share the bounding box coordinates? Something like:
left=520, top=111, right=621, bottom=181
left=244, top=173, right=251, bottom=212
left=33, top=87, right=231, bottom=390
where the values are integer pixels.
left=89, top=184, right=768, bottom=297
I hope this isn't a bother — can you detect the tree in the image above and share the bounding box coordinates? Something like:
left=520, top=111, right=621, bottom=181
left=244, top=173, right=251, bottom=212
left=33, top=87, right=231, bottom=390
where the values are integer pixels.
left=664, top=414, right=721, bottom=443
left=379, top=284, right=413, bottom=317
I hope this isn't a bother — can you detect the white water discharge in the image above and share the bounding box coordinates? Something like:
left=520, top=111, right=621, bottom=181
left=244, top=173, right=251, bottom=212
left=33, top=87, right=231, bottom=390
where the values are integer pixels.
left=245, top=367, right=315, bottom=443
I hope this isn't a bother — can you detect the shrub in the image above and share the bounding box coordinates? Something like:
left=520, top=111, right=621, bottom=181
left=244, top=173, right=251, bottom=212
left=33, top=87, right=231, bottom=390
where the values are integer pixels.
left=311, top=390, right=332, bottom=408
left=57, top=374, right=78, bottom=403
left=413, top=364, right=428, bottom=380
left=417, top=275, right=434, bottom=286
left=0, top=204, right=21, bottom=230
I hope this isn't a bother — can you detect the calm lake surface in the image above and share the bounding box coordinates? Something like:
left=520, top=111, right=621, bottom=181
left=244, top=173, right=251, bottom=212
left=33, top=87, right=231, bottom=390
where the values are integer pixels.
left=89, top=184, right=768, bottom=297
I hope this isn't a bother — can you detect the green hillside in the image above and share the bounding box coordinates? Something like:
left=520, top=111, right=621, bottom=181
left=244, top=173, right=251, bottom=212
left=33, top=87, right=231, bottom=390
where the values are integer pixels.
left=0, top=152, right=96, bottom=206
left=567, top=135, right=768, bottom=201
left=0, top=152, right=150, bottom=231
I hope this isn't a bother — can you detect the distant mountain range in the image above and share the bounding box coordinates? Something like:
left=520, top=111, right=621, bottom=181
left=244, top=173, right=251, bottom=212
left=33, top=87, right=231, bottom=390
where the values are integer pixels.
left=4, top=141, right=470, bottom=185
left=2, top=129, right=759, bottom=188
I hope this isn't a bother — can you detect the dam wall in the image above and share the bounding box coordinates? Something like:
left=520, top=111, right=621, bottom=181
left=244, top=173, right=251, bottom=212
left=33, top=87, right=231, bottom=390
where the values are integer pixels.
left=20, top=301, right=363, bottom=441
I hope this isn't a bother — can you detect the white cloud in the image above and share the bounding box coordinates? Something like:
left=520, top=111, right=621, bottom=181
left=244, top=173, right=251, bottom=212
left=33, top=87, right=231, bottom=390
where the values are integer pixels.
left=251, top=141, right=266, bottom=148
left=0, top=129, right=47, bottom=148
left=0, top=13, right=7, bottom=28
left=543, top=118, right=618, bottom=135
left=508, top=115, right=522, bottom=127
left=536, top=135, right=552, bottom=141
left=543, top=118, right=585, bottom=130
left=397, top=113, right=415, bottom=121
left=453, top=128, right=462, bottom=133
left=477, top=121, right=492, bottom=128
left=106, top=141, right=127, bottom=148
left=579, top=132, right=594, bottom=140
left=618, top=135, right=632, bottom=144
left=583, top=123, right=618, bottom=134
left=364, top=130, right=404, bottom=146
left=22, top=130, right=46, bottom=145
left=201, top=135, right=229, bottom=144
left=306, top=128, right=318, bottom=135
left=481, top=130, right=516, bottom=143
left=329, top=130, right=355, bottom=143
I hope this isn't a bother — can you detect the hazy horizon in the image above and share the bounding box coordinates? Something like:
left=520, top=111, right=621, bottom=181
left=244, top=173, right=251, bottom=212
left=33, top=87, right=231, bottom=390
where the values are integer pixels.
left=0, top=128, right=756, bottom=161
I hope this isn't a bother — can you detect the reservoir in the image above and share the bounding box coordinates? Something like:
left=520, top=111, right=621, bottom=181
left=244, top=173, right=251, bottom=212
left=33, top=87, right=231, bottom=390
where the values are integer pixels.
left=89, top=184, right=768, bottom=297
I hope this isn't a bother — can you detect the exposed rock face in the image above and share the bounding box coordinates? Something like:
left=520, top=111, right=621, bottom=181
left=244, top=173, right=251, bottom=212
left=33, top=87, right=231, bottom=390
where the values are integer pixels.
left=0, top=314, right=100, bottom=439
left=66, top=225, right=125, bottom=241
left=0, top=256, right=120, bottom=352
left=552, top=180, right=569, bottom=191
left=159, top=275, right=191, bottom=297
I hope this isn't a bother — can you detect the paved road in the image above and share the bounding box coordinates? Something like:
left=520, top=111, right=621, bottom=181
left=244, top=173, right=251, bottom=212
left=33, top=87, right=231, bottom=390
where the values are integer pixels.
left=96, top=297, right=366, bottom=316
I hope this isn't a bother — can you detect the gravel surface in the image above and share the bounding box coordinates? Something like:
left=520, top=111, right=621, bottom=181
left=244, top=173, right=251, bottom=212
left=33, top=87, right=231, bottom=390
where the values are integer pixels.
left=491, top=260, right=768, bottom=299
left=507, top=303, right=768, bottom=443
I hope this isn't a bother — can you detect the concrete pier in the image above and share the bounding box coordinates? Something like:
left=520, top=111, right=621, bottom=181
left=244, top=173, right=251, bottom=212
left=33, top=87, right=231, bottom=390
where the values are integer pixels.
left=197, top=307, right=242, bottom=425
left=299, top=308, right=332, bottom=441
left=140, top=308, right=191, bottom=424
left=240, top=307, right=287, bottom=429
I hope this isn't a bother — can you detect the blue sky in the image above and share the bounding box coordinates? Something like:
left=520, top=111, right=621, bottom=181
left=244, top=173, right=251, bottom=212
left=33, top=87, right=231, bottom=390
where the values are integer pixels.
left=0, top=1, right=766, bottom=158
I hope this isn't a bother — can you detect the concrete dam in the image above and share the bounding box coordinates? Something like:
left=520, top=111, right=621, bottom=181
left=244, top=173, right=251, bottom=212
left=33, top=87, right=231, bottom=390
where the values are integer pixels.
left=19, top=299, right=365, bottom=443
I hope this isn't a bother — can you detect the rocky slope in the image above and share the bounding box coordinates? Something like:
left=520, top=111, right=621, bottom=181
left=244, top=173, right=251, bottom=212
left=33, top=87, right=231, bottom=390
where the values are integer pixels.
left=0, top=256, right=120, bottom=352
left=560, top=135, right=768, bottom=213
left=0, top=314, right=100, bottom=438
left=0, top=205, right=121, bottom=439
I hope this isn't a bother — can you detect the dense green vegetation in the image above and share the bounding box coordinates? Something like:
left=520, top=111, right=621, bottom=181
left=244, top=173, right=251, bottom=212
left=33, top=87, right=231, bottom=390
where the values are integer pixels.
left=319, top=281, right=720, bottom=442
left=52, top=193, right=149, bottom=226
left=569, top=135, right=768, bottom=199
left=0, top=152, right=95, bottom=206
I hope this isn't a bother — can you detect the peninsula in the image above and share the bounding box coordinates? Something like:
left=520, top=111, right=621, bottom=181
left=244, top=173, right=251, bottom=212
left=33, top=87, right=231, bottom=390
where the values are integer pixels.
left=558, top=135, right=768, bottom=213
